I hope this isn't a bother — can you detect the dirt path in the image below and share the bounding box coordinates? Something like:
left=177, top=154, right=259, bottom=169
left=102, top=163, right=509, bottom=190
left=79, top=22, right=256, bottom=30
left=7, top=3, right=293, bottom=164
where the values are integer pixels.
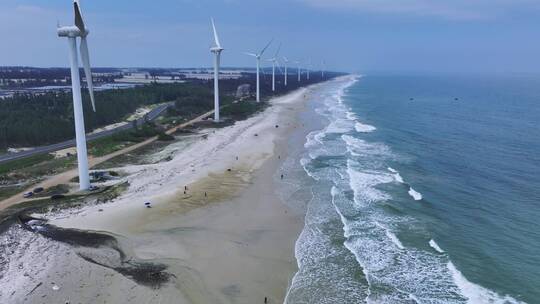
left=0, top=110, right=215, bottom=212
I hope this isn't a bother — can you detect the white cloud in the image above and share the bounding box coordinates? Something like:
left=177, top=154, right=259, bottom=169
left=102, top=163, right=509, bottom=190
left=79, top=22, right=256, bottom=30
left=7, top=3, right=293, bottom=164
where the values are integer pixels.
left=298, top=0, right=540, bottom=20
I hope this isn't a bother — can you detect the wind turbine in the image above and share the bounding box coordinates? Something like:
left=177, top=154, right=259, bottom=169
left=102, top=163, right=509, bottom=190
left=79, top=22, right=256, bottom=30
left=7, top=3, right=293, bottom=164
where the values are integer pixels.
left=321, top=60, right=326, bottom=79
left=57, top=0, right=96, bottom=191
left=267, top=43, right=282, bottom=92
left=306, top=59, right=311, bottom=80
left=283, top=57, right=289, bottom=86
left=210, top=18, right=224, bottom=122
left=244, top=39, right=273, bottom=102
left=294, top=60, right=302, bottom=82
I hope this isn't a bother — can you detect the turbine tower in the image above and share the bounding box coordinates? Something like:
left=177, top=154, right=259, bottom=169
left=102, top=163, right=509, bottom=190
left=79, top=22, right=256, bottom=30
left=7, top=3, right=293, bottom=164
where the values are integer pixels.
left=244, top=39, right=273, bottom=102
left=210, top=18, right=224, bottom=122
left=321, top=60, right=326, bottom=79
left=295, top=60, right=302, bottom=82
left=57, top=0, right=96, bottom=191
left=283, top=57, right=289, bottom=86
left=306, top=59, right=311, bottom=80
left=267, top=43, right=282, bottom=92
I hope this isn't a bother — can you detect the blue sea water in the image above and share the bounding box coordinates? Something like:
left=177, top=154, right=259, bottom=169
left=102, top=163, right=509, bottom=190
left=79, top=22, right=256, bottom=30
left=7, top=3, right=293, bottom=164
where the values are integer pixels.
left=284, top=75, right=540, bottom=303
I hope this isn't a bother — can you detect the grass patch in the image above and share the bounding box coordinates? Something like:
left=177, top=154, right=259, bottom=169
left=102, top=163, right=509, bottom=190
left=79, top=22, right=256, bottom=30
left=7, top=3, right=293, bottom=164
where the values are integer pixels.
left=0, top=153, right=54, bottom=176
left=158, top=133, right=175, bottom=141
left=34, top=184, right=70, bottom=198
left=88, top=123, right=164, bottom=157
left=0, top=185, right=25, bottom=201
left=221, top=101, right=268, bottom=120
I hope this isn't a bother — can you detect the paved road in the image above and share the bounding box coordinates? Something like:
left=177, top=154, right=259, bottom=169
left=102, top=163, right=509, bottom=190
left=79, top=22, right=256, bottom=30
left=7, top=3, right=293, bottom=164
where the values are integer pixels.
left=0, top=103, right=172, bottom=164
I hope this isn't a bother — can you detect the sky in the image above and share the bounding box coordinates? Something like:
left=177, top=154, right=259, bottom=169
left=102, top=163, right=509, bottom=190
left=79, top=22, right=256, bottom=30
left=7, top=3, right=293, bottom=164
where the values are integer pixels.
left=1, top=0, right=540, bottom=74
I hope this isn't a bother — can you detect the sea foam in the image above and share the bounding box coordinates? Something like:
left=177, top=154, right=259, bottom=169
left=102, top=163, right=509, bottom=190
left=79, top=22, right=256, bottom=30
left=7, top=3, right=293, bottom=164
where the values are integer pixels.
left=408, top=187, right=423, bottom=201
left=388, top=168, right=405, bottom=183
left=376, top=222, right=405, bottom=250
left=355, top=122, right=377, bottom=133
left=347, top=163, right=393, bottom=205
left=429, top=239, right=445, bottom=253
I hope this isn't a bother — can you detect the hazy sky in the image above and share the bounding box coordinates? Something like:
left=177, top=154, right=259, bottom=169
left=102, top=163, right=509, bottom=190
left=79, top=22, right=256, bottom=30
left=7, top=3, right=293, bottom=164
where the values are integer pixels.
left=1, top=0, right=540, bottom=74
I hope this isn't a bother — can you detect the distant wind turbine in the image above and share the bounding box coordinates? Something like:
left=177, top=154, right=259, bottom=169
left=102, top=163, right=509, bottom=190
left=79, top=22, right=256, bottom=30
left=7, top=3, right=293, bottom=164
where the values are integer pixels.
left=210, top=18, right=224, bottom=122
left=283, top=57, right=289, bottom=86
left=244, top=39, right=273, bottom=102
left=294, top=60, right=302, bottom=82
left=267, top=43, right=282, bottom=92
left=57, top=0, right=96, bottom=191
left=321, top=60, right=326, bottom=79
left=306, top=59, right=312, bottom=80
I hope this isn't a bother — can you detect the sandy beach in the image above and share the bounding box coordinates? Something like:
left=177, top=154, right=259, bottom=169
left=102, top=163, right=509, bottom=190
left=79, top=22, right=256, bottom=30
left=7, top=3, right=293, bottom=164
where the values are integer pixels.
left=1, top=84, right=320, bottom=304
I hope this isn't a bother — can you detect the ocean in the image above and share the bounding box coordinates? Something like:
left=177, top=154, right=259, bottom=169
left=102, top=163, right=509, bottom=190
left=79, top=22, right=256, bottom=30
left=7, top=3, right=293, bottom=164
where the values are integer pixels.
left=283, top=74, right=540, bottom=303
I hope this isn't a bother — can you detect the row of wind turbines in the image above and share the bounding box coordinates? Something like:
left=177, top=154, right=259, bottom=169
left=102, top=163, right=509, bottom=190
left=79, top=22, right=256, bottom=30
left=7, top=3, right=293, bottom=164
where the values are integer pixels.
left=58, top=0, right=326, bottom=191
left=211, top=19, right=326, bottom=123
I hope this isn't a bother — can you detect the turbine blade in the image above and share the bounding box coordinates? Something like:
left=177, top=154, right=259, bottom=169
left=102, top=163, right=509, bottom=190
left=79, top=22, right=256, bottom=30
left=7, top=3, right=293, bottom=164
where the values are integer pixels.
left=259, top=38, right=274, bottom=56
left=277, top=62, right=284, bottom=74
left=74, top=0, right=85, bottom=32
left=80, top=37, right=96, bottom=112
left=211, top=18, right=222, bottom=48
left=274, top=43, right=282, bottom=57
left=243, top=52, right=257, bottom=57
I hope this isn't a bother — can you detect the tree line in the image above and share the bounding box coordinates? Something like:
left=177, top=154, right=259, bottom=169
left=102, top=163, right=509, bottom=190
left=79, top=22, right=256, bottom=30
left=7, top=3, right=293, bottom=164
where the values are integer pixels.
left=0, top=72, right=343, bottom=149
left=0, top=83, right=214, bottom=148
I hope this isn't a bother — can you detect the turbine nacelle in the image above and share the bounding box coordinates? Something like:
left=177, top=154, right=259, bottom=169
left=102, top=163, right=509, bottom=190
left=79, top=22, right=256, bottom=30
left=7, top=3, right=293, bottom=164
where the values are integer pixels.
left=57, top=25, right=89, bottom=38
left=211, top=46, right=224, bottom=53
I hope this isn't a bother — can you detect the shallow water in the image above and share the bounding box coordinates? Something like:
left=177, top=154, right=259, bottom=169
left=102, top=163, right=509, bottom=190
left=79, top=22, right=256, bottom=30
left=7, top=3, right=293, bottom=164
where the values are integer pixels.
left=285, top=75, right=539, bottom=303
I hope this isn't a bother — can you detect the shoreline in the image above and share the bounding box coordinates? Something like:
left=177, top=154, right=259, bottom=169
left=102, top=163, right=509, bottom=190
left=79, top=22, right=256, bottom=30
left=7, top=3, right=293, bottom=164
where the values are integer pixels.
left=1, top=81, right=333, bottom=303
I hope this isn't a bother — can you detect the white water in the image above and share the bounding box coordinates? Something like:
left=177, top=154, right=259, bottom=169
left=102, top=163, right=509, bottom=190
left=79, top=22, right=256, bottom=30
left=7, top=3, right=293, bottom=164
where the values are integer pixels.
left=355, top=122, right=377, bottom=133
left=429, top=239, right=445, bottom=253
left=408, top=187, right=423, bottom=201
left=376, top=221, right=405, bottom=250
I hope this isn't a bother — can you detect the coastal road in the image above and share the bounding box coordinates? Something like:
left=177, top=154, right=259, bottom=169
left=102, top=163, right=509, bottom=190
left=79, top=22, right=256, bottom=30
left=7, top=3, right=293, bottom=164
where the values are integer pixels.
left=0, top=103, right=172, bottom=165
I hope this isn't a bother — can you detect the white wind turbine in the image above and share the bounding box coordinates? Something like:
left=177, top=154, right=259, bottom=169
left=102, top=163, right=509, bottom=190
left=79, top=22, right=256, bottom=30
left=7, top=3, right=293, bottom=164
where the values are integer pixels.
left=294, top=60, right=302, bottom=82
left=321, top=60, right=326, bottom=78
left=283, top=57, right=289, bottom=86
left=57, top=0, right=96, bottom=191
left=210, top=18, right=224, bottom=122
left=267, top=43, right=282, bottom=92
left=306, top=59, right=312, bottom=80
left=244, top=39, right=273, bottom=102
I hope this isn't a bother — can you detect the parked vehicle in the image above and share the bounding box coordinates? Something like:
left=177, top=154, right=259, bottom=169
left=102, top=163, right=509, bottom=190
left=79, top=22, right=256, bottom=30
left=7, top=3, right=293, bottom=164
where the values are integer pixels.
left=33, top=187, right=44, bottom=193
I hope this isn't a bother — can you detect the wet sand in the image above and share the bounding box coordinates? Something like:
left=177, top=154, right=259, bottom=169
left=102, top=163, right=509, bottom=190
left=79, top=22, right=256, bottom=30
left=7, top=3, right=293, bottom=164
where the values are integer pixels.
left=1, top=86, right=316, bottom=303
